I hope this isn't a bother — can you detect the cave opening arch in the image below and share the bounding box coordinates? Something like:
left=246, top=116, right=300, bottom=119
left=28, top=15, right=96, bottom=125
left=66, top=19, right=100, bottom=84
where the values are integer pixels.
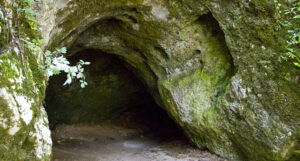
left=44, top=48, right=191, bottom=160
left=45, top=48, right=180, bottom=131
left=40, top=0, right=235, bottom=158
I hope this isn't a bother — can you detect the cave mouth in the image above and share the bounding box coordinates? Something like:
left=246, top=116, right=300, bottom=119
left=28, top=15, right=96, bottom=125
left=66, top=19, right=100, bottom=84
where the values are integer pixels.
left=44, top=49, right=199, bottom=160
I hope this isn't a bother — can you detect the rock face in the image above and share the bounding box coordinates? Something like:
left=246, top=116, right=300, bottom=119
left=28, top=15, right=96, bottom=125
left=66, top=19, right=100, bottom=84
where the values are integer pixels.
left=0, top=1, right=51, bottom=160
left=0, top=0, right=300, bottom=161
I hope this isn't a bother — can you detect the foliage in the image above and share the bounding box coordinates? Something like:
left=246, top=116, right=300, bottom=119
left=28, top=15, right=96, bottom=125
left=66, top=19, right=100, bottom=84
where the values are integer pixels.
left=17, top=0, right=38, bottom=31
left=23, top=38, right=90, bottom=88
left=285, top=2, right=300, bottom=67
left=44, top=48, right=90, bottom=88
left=17, top=0, right=91, bottom=88
left=278, top=1, right=300, bottom=67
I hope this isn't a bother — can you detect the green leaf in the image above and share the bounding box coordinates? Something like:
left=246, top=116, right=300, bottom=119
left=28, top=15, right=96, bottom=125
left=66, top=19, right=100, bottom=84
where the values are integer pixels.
left=44, top=47, right=90, bottom=88
left=293, top=62, right=300, bottom=67
left=32, top=39, right=44, bottom=45
left=45, top=50, right=52, bottom=56
left=293, top=15, right=300, bottom=19
left=57, top=47, right=67, bottom=54
left=84, top=62, right=91, bottom=65
left=80, top=81, right=88, bottom=88
left=24, top=0, right=34, bottom=5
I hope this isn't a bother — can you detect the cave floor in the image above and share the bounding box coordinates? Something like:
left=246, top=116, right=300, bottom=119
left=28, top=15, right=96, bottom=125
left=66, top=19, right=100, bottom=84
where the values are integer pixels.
left=51, top=123, right=226, bottom=161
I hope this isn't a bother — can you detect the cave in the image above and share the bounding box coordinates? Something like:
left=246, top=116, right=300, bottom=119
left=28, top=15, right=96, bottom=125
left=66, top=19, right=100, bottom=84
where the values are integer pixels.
left=44, top=11, right=233, bottom=161
left=44, top=49, right=208, bottom=161
left=42, top=10, right=233, bottom=160
left=2, top=1, right=299, bottom=160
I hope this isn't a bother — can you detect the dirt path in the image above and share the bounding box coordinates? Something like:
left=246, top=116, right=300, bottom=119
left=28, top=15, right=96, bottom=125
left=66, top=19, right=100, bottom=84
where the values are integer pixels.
left=52, top=124, right=226, bottom=161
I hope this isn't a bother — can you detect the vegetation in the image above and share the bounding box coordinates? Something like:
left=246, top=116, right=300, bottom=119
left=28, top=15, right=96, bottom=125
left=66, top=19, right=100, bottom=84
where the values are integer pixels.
left=285, top=2, right=300, bottom=67
left=44, top=47, right=90, bottom=88
left=278, top=1, right=300, bottom=67
left=17, top=0, right=90, bottom=88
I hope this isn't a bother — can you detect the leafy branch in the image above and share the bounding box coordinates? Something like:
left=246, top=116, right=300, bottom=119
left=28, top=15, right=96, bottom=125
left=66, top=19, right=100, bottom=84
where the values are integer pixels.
left=16, top=0, right=91, bottom=88
left=17, top=0, right=37, bottom=30
left=44, top=47, right=91, bottom=88
left=22, top=38, right=91, bottom=88
left=281, top=2, right=300, bottom=67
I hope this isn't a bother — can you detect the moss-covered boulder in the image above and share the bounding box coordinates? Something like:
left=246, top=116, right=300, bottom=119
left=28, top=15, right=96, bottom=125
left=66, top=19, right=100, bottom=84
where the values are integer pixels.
left=0, top=0, right=51, bottom=160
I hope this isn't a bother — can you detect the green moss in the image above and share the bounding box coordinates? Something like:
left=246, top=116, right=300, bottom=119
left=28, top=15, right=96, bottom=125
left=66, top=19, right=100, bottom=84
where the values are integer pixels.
left=0, top=51, right=27, bottom=95
left=26, top=51, right=47, bottom=97
left=0, top=1, right=49, bottom=160
left=0, top=125, right=39, bottom=161
left=0, top=97, right=13, bottom=121
left=0, top=96, right=38, bottom=160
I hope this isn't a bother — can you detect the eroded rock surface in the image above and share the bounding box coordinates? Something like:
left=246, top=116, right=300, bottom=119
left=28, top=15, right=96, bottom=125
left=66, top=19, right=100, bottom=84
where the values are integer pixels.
left=0, top=0, right=300, bottom=161
left=0, top=1, right=51, bottom=160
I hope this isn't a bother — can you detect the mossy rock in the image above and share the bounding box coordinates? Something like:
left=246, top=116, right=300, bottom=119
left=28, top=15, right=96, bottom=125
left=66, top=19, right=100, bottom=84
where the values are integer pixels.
left=0, top=0, right=299, bottom=161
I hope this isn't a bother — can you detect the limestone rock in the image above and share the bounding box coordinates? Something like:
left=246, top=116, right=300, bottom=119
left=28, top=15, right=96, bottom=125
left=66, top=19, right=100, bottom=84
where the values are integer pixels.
left=0, top=1, right=51, bottom=160
left=0, top=0, right=299, bottom=161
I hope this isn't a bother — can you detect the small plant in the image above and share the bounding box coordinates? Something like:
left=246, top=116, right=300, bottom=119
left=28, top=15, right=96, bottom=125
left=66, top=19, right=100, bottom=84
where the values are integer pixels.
left=17, top=0, right=38, bottom=30
left=16, top=0, right=91, bottom=88
left=23, top=38, right=90, bottom=88
left=44, top=47, right=90, bottom=88
left=281, top=2, right=300, bottom=67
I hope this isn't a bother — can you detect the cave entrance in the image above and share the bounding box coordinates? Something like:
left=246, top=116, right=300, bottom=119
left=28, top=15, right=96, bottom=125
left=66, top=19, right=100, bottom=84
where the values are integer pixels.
left=45, top=49, right=194, bottom=161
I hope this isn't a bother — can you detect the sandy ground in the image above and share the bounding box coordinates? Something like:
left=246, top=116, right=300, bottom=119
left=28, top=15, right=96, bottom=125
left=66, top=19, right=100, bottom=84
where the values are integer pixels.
left=51, top=124, right=226, bottom=161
